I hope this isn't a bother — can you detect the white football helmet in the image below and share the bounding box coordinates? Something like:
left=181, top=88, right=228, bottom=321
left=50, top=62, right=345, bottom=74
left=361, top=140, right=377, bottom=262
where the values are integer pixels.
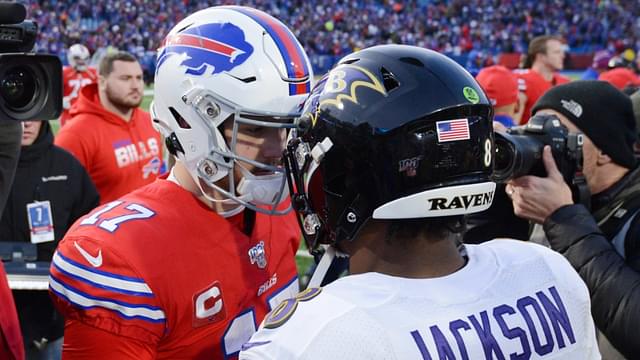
left=152, top=6, right=313, bottom=216
left=67, top=44, right=90, bottom=71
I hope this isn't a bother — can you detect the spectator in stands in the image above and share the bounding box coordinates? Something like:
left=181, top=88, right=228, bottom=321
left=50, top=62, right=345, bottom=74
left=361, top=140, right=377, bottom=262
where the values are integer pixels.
left=55, top=51, right=162, bottom=204
left=581, top=50, right=612, bottom=80
left=516, top=35, right=570, bottom=124
left=0, top=262, right=24, bottom=360
left=24, top=1, right=640, bottom=78
left=0, top=120, right=99, bottom=360
left=599, top=67, right=640, bottom=93
left=60, top=44, right=98, bottom=127
left=476, top=65, right=520, bottom=127
left=508, top=80, right=640, bottom=359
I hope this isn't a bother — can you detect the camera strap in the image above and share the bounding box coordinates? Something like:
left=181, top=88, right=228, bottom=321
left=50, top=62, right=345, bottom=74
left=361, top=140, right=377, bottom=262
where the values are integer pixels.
left=571, top=173, right=591, bottom=210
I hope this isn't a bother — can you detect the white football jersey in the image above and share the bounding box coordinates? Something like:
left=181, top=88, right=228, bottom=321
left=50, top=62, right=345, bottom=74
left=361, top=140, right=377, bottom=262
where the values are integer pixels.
left=240, top=240, right=599, bottom=360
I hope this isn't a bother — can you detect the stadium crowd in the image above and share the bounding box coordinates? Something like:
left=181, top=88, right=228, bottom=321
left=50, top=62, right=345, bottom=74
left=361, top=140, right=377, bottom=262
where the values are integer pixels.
left=21, top=0, right=640, bottom=77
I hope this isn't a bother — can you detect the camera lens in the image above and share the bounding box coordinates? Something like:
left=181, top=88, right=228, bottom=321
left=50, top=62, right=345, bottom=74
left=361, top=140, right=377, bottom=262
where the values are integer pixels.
left=494, top=141, right=513, bottom=174
left=0, top=66, right=38, bottom=110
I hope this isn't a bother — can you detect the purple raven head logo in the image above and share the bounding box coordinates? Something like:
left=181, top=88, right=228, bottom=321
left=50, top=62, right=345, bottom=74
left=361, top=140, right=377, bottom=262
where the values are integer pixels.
left=157, top=22, right=254, bottom=76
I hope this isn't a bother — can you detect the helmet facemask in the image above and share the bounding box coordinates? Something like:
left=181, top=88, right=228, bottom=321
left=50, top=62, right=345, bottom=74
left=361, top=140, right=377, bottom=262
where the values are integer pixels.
left=156, top=86, right=298, bottom=216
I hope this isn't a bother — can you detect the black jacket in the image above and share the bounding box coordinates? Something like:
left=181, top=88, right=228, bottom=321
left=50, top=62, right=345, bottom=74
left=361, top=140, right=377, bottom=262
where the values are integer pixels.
left=543, top=165, right=640, bottom=359
left=0, top=122, right=22, bottom=219
left=0, top=121, right=99, bottom=259
left=0, top=121, right=99, bottom=348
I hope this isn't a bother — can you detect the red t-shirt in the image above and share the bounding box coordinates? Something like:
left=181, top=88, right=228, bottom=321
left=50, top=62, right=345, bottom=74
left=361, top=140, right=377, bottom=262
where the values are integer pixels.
left=516, top=69, right=570, bottom=123
left=49, top=179, right=301, bottom=359
left=61, top=66, right=98, bottom=127
left=55, top=84, right=162, bottom=204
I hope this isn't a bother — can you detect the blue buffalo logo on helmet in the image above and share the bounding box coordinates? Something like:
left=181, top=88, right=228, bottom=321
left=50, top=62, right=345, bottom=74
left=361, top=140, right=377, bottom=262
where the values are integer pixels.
left=156, top=22, right=254, bottom=76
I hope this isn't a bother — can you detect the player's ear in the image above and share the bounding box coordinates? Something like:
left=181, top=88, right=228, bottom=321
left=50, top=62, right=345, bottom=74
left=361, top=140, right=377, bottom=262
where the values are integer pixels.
left=98, top=75, right=107, bottom=91
left=596, top=149, right=613, bottom=166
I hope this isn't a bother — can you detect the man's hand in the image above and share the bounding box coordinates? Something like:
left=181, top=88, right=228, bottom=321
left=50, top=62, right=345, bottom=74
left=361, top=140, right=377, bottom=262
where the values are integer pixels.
left=493, top=121, right=508, bottom=133
left=506, top=146, right=574, bottom=223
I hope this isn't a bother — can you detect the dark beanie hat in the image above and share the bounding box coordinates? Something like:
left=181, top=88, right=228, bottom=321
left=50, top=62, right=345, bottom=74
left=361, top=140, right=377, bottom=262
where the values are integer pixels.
left=532, top=80, right=637, bottom=169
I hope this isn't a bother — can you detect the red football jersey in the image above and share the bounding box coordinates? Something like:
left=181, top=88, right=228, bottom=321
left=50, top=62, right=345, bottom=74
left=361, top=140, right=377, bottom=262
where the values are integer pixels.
left=61, top=66, right=98, bottom=126
left=49, top=179, right=301, bottom=359
left=516, top=69, right=570, bottom=124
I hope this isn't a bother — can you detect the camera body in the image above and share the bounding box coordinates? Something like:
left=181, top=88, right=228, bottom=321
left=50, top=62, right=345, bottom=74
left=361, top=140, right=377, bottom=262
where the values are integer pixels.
left=0, top=2, right=62, bottom=121
left=493, top=113, right=584, bottom=184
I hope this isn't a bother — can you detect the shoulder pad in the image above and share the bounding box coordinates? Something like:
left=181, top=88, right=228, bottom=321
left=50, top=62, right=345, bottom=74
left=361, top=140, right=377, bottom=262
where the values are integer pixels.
left=263, top=287, right=322, bottom=329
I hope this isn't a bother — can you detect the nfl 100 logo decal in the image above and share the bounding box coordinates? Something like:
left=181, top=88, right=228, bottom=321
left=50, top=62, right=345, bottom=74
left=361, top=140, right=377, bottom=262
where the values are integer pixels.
left=248, top=241, right=267, bottom=269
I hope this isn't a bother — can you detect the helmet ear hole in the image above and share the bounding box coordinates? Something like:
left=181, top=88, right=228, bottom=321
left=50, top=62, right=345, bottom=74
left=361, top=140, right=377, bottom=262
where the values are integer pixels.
left=380, top=67, right=400, bottom=92
left=165, top=133, right=185, bottom=156
left=341, top=58, right=360, bottom=65
left=398, top=57, right=424, bottom=68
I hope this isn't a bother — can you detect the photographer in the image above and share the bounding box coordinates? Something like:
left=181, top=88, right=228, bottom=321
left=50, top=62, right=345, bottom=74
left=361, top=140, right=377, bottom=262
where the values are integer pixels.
left=507, top=80, right=640, bottom=359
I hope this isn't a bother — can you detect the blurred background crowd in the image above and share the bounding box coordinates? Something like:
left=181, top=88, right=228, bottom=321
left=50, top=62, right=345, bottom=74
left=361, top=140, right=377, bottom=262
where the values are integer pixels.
left=19, top=0, right=640, bottom=80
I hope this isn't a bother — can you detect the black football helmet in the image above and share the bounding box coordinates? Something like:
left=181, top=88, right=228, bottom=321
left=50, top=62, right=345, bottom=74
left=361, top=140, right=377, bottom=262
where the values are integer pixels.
left=284, top=45, right=496, bottom=252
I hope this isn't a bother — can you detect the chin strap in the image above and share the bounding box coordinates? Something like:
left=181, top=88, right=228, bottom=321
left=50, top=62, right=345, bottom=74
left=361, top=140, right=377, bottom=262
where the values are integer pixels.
left=307, top=246, right=337, bottom=289
left=170, top=166, right=247, bottom=218
left=306, top=246, right=349, bottom=289
left=236, top=165, right=288, bottom=206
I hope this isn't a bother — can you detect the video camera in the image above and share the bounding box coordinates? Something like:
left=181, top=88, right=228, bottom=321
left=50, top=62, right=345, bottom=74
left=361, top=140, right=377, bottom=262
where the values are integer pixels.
left=493, top=113, right=590, bottom=204
left=0, top=2, right=62, bottom=121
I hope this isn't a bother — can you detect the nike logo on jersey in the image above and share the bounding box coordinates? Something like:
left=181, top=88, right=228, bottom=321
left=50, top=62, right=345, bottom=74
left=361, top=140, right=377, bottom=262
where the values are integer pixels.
left=74, top=241, right=103, bottom=267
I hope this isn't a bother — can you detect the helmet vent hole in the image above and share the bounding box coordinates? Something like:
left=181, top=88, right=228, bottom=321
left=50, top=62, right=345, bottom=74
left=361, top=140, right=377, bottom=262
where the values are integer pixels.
left=341, top=58, right=359, bottom=65
left=177, top=23, right=194, bottom=33
left=169, top=107, right=191, bottom=129
left=380, top=67, right=400, bottom=92
left=399, top=57, right=424, bottom=68
left=230, top=74, right=257, bottom=83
